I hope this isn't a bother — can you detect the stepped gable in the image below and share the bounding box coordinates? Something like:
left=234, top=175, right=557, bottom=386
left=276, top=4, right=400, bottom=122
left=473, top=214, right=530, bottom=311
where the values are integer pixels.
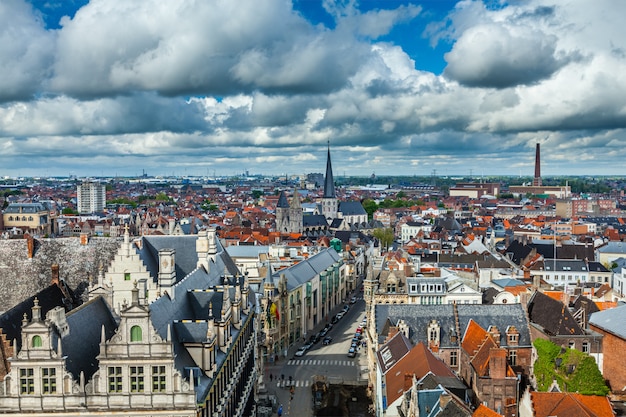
left=139, top=235, right=203, bottom=282
left=51, top=296, right=117, bottom=380
left=527, top=291, right=585, bottom=336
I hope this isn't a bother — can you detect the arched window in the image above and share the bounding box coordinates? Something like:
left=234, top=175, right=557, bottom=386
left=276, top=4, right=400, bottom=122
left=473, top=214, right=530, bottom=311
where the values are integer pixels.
left=130, top=325, right=143, bottom=342
left=32, top=335, right=42, bottom=348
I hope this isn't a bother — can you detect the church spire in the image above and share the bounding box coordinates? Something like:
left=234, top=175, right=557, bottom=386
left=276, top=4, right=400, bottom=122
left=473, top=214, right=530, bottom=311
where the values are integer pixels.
left=323, top=140, right=336, bottom=198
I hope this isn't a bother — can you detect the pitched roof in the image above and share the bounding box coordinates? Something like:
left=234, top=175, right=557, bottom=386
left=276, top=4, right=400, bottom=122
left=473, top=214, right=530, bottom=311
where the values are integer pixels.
left=530, top=392, right=614, bottom=417
left=0, top=282, right=77, bottom=350
left=473, top=404, right=503, bottom=417
left=589, top=303, right=626, bottom=339
left=527, top=291, right=585, bottom=336
left=52, top=296, right=118, bottom=380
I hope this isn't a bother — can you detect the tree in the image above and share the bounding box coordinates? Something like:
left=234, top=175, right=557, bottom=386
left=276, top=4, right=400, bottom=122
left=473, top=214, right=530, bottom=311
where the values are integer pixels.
left=251, top=190, right=264, bottom=199
left=362, top=199, right=378, bottom=220
left=62, top=207, right=77, bottom=215
left=373, top=228, right=395, bottom=252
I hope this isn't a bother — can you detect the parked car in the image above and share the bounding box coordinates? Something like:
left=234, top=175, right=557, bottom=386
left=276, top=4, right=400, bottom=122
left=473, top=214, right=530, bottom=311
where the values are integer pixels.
left=350, top=296, right=357, bottom=304
left=323, top=336, right=332, bottom=345
left=347, top=347, right=356, bottom=358
left=336, top=312, right=345, bottom=320
left=343, top=305, right=350, bottom=312
left=295, top=346, right=307, bottom=357
left=320, top=328, right=329, bottom=337
left=310, top=334, right=320, bottom=344
left=331, top=315, right=339, bottom=324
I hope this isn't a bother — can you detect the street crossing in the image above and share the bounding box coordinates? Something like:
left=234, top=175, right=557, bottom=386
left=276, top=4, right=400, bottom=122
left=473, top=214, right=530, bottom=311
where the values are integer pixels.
left=286, top=358, right=356, bottom=367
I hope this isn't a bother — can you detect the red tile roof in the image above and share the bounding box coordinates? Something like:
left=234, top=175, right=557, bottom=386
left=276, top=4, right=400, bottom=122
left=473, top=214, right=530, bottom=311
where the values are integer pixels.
left=530, top=392, right=613, bottom=417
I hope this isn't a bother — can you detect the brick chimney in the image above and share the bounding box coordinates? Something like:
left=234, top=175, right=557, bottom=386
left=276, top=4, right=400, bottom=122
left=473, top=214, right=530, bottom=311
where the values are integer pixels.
left=51, top=264, right=60, bottom=285
left=489, top=348, right=508, bottom=379
left=25, top=233, right=34, bottom=259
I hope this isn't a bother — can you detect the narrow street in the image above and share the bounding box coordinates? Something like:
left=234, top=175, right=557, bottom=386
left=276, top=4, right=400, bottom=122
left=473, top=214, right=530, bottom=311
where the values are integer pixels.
left=261, top=296, right=369, bottom=416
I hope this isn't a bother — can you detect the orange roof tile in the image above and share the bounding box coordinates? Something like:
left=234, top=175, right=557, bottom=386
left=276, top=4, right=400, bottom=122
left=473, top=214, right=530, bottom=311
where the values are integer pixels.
left=473, top=404, right=503, bottom=417
left=531, top=392, right=613, bottom=417
left=461, top=319, right=489, bottom=357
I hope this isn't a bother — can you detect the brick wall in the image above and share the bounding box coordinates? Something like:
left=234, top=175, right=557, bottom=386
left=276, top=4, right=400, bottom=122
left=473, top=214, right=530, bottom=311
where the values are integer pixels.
left=589, top=324, right=626, bottom=392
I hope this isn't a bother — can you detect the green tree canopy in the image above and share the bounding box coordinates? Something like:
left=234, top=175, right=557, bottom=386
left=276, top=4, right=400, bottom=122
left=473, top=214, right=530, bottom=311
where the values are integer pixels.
left=372, top=228, right=395, bottom=252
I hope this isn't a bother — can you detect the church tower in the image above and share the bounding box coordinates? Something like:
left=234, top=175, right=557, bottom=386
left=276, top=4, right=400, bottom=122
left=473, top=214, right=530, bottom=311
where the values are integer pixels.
left=275, top=191, right=290, bottom=233
left=322, top=142, right=338, bottom=221
left=276, top=190, right=303, bottom=234
left=288, top=188, right=303, bottom=233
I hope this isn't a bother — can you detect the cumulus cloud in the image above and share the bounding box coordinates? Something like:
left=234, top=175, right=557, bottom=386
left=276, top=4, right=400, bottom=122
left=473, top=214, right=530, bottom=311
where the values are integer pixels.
left=2, top=0, right=626, bottom=177
left=0, top=0, right=54, bottom=102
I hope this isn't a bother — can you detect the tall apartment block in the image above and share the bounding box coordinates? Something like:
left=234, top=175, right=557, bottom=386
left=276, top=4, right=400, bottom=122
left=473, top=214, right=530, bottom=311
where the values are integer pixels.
left=77, top=182, right=106, bottom=214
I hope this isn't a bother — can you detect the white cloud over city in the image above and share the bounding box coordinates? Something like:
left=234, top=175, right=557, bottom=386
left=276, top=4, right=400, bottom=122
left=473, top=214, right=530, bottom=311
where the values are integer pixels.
left=1, top=0, right=626, bottom=177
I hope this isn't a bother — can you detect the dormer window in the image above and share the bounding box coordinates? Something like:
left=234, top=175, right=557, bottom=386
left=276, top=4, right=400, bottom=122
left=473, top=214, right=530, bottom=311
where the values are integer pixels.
left=130, top=325, right=143, bottom=342
left=32, top=335, right=42, bottom=348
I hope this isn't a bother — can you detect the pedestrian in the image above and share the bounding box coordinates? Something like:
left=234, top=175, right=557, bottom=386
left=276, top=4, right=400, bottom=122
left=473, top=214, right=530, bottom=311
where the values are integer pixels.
left=269, top=373, right=273, bottom=382
left=281, top=374, right=284, bottom=381
left=277, top=404, right=283, bottom=417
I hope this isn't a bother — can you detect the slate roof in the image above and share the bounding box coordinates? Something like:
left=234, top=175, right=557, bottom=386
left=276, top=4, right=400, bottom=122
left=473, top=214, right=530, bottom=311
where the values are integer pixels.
left=269, top=248, right=340, bottom=291
left=491, top=278, right=526, bottom=289
left=303, top=214, right=329, bottom=227
left=597, top=241, right=626, bottom=255
left=339, top=201, right=367, bottom=216
left=139, top=235, right=201, bottom=282
left=51, top=296, right=118, bottom=380
left=4, top=202, right=49, bottom=213
left=527, top=291, right=585, bottom=336
left=323, top=146, right=336, bottom=199
left=148, top=238, right=253, bottom=403
left=374, top=304, right=459, bottom=348
left=276, top=191, right=290, bottom=209
left=588, top=303, right=626, bottom=339
left=456, top=304, right=531, bottom=348
left=0, top=282, right=77, bottom=350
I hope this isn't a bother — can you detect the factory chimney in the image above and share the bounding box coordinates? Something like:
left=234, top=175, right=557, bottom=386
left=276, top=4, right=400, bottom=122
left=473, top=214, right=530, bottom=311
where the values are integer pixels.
left=533, top=143, right=542, bottom=186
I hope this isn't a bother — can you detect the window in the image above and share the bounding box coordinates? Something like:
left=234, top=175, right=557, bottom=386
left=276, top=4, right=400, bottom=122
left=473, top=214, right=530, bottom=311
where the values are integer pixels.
left=568, top=341, right=575, bottom=349
left=20, top=368, right=35, bottom=394
left=582, top=342, right=590, bottom=353
left=32, top=335, right=42, bottom=348
left=450, top=351, right=458, bottom=367
left=508, top=334, right=518, bottom=343
left=42, top=368, right=57, bottom=394
left=124, top=272, right=131, bottom=281
left=108, top=366, right=123, bottom=393
left=130, top=325, right=143, bottom=342
left=130, top=366, right=144, bottom=392
left=508, top=350, right=517, bottom=366
left=152, top=366, right=166, bottom=392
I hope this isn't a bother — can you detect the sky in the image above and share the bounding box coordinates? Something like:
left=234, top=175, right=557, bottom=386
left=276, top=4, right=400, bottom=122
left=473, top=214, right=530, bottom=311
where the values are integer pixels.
left=1, top=0, right=626, bottom=179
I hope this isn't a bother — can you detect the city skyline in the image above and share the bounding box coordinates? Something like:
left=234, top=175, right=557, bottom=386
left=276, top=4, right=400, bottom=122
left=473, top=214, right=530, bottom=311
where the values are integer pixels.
left=1, top=1, right=626, bottom=177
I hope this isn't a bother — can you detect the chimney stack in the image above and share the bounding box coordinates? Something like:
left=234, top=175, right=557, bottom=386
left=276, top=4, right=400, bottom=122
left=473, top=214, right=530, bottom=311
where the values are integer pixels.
left=533, top=143, right=542, bottom=186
